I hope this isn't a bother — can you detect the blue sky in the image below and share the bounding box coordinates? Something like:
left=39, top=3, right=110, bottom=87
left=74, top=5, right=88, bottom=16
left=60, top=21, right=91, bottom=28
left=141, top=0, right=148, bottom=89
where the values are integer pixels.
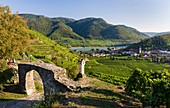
left=1, top=0, right=170, bottom=32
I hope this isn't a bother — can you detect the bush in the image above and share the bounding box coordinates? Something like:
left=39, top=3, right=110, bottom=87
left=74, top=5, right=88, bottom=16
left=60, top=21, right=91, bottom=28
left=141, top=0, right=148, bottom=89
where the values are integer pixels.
left=33, top=55, right=45, bottom=59
left=0, top=84, right=4, bottom=92
left=0, top=60, right=8, bottom=72
left=0, top=68, right=15, bottom=84
left=52, top=57, right=79, bottom=79
left=0, top=61, right=15, bottom=91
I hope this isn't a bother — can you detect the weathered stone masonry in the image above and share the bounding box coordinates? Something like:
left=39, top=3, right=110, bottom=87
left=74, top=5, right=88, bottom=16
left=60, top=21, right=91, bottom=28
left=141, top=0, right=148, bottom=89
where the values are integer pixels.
left=18, top=62, right=78, bottom=96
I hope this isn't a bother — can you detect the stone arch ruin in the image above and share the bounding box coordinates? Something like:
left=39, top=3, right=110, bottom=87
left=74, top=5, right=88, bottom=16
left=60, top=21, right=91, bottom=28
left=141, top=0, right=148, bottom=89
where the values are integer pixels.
left=18, top=63, right=78, bottom=96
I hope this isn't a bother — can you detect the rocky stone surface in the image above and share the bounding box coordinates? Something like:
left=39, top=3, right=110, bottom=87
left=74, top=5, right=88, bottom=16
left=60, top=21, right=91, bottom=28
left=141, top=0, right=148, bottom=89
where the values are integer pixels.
left=18, top=62, right=82, bottom=96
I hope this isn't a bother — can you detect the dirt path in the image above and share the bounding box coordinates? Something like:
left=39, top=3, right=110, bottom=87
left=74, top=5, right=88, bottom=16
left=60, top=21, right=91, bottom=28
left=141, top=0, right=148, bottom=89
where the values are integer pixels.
left=0, top=93, right=43, bottom=108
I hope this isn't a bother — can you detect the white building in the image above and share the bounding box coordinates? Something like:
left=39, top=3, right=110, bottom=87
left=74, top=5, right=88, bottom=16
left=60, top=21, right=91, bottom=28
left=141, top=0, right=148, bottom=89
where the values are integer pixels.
left=78, top=59, right=86, bottom=75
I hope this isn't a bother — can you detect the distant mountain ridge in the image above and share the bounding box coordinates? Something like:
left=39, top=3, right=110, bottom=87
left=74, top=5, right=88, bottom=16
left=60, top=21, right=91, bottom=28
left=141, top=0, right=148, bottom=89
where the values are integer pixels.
left=142, top=32, right=159, bottom=37
left=20, top=14, right=149, bottom=46
left=143, top=32, right=170, bottom=37
left=156, top=32, right=170, bottom=36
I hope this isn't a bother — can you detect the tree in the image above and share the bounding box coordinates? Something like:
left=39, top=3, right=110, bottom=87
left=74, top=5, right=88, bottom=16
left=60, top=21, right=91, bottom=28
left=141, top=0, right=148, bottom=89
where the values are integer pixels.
left=107, top=47, right=111, bottom=51
left=96, top=48, right=99, bottom=52
left=0, top=6, right=30, bottom=59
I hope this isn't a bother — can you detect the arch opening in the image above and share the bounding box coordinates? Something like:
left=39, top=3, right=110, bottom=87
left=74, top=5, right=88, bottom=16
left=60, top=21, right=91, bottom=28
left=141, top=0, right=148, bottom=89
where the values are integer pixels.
left=25, top=70, right=44, bottom=95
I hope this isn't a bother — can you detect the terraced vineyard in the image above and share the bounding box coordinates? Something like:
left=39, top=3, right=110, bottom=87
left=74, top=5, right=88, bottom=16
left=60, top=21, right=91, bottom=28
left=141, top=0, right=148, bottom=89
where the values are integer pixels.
left=27, top=30, right=80, bottom=79
left=85, top=57, right=170, bottom=85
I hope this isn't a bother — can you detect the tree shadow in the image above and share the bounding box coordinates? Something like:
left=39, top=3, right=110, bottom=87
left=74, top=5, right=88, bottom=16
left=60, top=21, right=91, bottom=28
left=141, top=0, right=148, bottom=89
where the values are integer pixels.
left=3, top=84, right=23, bottom=94
left=77, top=96, right=121, bottom=108
left=56, top=94, right=121, bottom=108
left=90, top=88, right=141, bottom=107
left=54, top=87, right=142, bottom=108
left=80, top=87, right=127, bottom=99
left=91, top=88, right=128, bottom=100
left=0, top=99, right=40, bottom=108
left=0, top=84, right=27, bottom=102
left=0, top=99, right=14, bottom=101
left=81, top=87, right=138, bottom=101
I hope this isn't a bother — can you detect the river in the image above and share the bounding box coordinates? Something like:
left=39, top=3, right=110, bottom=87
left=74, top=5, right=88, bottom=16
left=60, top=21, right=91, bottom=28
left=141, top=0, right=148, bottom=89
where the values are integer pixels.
left=70, top=46, right=127, bottom=51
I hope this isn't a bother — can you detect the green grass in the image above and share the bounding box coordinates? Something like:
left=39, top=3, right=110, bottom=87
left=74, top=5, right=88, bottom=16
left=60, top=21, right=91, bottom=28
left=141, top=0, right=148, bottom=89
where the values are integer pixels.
left=0, top=92, right=27, bottom=101
left=34, top=81, right=43, bottom=93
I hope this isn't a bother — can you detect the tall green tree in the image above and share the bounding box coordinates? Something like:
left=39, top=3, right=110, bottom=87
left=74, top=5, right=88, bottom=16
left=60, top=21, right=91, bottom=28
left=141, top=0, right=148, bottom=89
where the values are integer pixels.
left=0, top=6, right=29, bottom=59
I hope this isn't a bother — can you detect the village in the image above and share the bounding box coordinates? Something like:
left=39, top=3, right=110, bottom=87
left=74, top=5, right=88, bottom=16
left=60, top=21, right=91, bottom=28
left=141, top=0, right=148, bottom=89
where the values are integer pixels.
left=77, top=46, right=170, bottom=63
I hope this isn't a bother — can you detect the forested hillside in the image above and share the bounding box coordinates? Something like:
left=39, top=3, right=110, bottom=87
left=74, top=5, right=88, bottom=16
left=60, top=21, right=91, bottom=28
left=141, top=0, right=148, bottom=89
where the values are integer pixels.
left=20, top=14, right=83, bottom=40
left=20, top=14, right=149, bottom=46
left=68, top=18, right=148, bottom=40
left=126, top=34, right=170, bottom=50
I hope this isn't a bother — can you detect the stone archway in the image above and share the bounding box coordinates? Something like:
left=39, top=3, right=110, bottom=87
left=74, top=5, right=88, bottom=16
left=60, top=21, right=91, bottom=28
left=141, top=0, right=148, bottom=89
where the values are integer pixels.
left=18, top=63, right=71, bottom=96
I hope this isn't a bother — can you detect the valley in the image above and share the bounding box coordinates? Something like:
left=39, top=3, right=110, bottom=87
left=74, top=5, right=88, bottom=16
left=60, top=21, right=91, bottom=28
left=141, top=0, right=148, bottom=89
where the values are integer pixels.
left=0, top=4, right=170, bottom=108
left=20, top=14, right=148, bottom=47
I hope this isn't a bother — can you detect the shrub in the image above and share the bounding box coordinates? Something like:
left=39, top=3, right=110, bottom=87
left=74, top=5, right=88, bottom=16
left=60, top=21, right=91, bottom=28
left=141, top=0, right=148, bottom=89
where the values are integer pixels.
left=0, top=60, right=8, bottom=72
left=0, top=83, right=4, bottom=92
left=0, top=68, right=15, bottom=84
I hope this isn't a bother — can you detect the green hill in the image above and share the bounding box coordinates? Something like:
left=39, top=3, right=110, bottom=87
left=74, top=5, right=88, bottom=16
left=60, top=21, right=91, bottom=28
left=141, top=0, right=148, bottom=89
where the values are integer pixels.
left=27, top=30, right=80, bottom=78
left=67, top=18, right=110, bottom=39
left=126, top=34, right=170, bottom=50
left=20, top=14, right=148, bottom=46
left=48, top=21, right=84, bottom=40
left=20, top=14, right=82, bottom=40
left=68, top=18, right=148, bottom=40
